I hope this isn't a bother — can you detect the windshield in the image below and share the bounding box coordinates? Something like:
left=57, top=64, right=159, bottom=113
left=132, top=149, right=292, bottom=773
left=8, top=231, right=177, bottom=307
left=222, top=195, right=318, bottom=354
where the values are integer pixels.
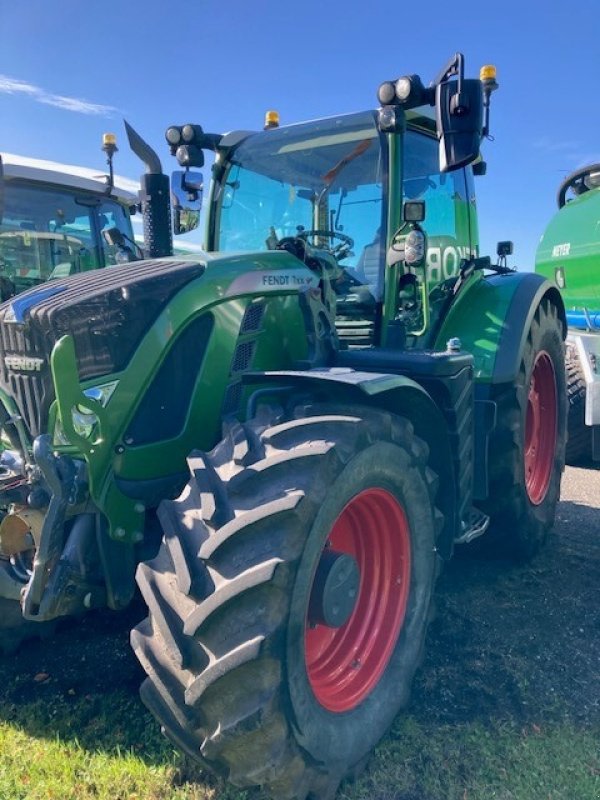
left=0, top=182, right=134, bottom=297
left=216, top=111, right=386, bottom=293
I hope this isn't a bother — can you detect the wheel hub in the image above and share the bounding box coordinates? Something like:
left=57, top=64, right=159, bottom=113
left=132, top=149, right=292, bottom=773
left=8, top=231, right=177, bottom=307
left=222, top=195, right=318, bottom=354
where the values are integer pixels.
left=304, top=487, right=411, bottom=713
left=524, top=351, right=557, bottom=505
left=308, top=549, right=360, bottom=629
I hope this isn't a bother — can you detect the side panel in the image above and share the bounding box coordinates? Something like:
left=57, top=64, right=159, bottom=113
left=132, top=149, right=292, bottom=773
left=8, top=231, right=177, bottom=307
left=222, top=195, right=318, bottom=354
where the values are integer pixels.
left=536, top=190, right=600, bottom=311
left=49, top=250, right=326, bottom=541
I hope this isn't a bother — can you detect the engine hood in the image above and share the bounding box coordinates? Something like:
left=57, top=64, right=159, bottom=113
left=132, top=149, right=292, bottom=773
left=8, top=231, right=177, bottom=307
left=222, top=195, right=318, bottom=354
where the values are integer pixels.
left=0, top=258, right=205, bottom=436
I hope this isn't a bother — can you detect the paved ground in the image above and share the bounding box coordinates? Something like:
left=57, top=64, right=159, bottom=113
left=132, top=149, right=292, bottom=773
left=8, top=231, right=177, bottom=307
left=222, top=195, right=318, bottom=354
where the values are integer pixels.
left=561, top=461, right=600, bottom=511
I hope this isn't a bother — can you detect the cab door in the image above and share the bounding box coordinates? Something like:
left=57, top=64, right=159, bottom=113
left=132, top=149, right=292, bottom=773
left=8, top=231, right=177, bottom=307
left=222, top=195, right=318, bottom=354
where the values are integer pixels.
left=403, top=130, right=472, bottom=289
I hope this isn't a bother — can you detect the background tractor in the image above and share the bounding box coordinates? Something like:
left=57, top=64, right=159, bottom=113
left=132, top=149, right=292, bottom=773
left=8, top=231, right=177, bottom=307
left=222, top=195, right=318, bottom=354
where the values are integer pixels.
left=0, top=136, right=150, bottom=300
left=0, top=54, right=565, bottom=798
left=536, top=163, right=600, bottom=462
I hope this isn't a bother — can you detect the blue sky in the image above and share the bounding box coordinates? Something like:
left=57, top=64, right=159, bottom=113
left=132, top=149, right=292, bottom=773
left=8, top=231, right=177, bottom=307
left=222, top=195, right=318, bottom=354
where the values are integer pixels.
left=2, top=0, right=599, bottom=269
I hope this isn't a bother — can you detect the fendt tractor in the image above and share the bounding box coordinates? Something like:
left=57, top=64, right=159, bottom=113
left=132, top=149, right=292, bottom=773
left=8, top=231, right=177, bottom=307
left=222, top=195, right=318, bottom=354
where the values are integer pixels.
left=536, top=162, right=600, bottom=462
left=0, top=137, right=141, bottom=300
left=0, top=55, right=565, bottom=798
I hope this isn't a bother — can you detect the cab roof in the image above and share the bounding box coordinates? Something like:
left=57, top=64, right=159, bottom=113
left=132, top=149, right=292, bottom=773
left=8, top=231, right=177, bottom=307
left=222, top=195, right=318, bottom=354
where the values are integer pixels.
left=0, top=152, right=139, bottom=205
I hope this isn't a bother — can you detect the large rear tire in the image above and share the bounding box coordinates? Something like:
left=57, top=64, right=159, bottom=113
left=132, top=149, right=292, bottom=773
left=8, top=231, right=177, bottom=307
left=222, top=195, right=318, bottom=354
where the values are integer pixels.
left=481, top=298, right=566, bottom=560
left=131, top=403, right=441, bottom=799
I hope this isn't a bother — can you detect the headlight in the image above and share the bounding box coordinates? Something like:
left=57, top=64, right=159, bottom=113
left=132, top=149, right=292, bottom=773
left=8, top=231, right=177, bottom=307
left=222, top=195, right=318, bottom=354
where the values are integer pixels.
left=71, top=406, right=99, bottom=439
left=54, top=381, right=118, bottom=444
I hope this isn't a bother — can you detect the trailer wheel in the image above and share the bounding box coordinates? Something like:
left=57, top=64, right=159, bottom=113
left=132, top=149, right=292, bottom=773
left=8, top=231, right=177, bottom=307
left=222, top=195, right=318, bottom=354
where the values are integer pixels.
left=131, top=404, right=441, bottom=799
left=565, top=346, right=590, bottom=464
left=482, top=298, right=566, bottom=559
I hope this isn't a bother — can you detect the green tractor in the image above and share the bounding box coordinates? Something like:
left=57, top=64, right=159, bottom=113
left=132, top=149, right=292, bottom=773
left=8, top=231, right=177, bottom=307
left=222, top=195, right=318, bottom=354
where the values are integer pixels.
left=536, top=162, right=600, bottom=462
left=0, top=55, right=566, bottom=798
left=0, top=136, right=144, bottom=299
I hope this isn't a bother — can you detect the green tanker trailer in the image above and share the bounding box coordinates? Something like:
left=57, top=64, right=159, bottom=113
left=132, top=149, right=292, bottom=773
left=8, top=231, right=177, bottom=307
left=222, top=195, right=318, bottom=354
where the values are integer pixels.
left=536, top=163, right=600, bottom=461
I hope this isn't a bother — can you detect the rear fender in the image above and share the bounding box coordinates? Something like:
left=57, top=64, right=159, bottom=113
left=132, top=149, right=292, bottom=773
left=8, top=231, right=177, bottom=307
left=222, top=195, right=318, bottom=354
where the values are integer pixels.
left=242, top=369, right=458, bottom=559
left=435, top=271, right=566, bottom=500
left=435, top=272, right=566, bottom=384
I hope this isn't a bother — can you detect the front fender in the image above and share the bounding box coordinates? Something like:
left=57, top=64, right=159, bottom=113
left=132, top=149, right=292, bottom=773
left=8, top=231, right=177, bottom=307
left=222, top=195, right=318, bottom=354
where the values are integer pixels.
left=434, top=272, right=566, bottom=384
left=242, top=368, right=459, bottom=559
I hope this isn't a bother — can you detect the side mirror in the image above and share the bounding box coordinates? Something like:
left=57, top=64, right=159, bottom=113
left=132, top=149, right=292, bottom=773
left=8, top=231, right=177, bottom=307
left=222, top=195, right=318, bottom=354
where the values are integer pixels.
left=102, top=227, right=126, bottom=248
left=436, top=78, right=483, bottom=172
left=171, top=170, right=203, bottom=235
left=102, top=227, right=136, bottom=263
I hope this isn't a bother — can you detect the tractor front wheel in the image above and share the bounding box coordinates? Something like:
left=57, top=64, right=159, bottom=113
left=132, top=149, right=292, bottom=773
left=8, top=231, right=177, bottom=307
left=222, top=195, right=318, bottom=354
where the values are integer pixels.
left=131, top=404, right=440, bottom=799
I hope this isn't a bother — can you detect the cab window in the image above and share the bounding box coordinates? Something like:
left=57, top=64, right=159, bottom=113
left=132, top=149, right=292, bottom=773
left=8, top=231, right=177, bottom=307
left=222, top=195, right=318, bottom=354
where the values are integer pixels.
left=404, top=131, right=470, bottom=283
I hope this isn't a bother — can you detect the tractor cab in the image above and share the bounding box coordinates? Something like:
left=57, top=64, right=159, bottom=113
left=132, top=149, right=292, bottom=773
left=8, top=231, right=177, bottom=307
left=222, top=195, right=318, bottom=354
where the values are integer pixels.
left=165, top=53, right=495, bottom=352
left=0, top=149, right=139, bottom=298
left=203, top=109, right=478, bottom=350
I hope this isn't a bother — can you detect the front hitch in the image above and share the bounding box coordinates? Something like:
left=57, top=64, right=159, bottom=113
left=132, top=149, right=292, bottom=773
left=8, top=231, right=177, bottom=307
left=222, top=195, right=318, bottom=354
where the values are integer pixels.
left=21, top=435, right=79, bottom=619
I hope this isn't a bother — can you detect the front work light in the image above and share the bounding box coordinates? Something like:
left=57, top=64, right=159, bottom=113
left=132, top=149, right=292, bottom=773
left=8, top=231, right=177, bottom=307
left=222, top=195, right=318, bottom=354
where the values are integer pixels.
left=377, top=81, right=396, bottom=106
left=394, top=74, right=426, bottom=106
left=181, top=124, right=204, bottom=144
left=377, top=74, right=429, bottom=110
left=166, top=126, right=182, bottom=146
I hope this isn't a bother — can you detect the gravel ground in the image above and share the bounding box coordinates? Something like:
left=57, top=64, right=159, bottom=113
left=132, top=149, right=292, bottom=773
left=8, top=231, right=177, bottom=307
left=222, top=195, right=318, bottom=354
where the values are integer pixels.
left=411, top=463, right=600, bottom=729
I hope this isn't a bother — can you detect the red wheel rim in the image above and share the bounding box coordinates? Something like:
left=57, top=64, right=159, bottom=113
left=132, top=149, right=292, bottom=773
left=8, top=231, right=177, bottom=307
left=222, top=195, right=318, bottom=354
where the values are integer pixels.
left=524, top=351, right=557, bottom=505
left=304, top=488, right=411, bottom=713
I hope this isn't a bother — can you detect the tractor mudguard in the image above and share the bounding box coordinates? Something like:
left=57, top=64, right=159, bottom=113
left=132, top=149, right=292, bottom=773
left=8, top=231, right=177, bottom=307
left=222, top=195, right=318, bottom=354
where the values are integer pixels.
left=435, top=271, right=566, bottom=501
left=434, top=271, right=566, bottom=384
left=242, top=368, right=460, bottom=559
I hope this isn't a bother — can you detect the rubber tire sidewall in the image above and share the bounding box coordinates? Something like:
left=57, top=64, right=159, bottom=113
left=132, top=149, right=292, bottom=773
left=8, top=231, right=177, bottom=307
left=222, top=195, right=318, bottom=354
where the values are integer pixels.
left=285, top=440, right=435, bottom=769
left=483, top=304, right=567, bottom=560
left=565, top=345, right=590, bottom=464
left=519, top=314, right=566, bottom=528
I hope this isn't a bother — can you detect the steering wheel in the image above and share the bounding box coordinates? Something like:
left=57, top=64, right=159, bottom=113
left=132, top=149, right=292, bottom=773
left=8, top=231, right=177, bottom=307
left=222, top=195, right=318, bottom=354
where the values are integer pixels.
left=296, top=229, right=354, bottom=260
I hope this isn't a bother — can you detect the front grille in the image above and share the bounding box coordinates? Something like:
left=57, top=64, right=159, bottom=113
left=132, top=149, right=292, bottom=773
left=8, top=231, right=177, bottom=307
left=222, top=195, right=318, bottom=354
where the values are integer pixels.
left=0, top=319, right=52, bottom=437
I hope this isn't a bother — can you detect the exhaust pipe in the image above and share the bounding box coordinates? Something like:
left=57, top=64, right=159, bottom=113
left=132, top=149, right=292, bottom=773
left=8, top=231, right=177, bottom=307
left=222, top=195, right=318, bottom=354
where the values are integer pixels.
left=125, top=120, right=173, bottom=259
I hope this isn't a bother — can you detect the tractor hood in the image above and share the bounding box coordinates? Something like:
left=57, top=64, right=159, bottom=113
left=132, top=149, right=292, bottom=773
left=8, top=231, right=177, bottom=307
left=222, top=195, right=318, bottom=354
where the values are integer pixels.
left=0, top=258, right=205, bottom=437
left=0, top=250, right=321, bottom=439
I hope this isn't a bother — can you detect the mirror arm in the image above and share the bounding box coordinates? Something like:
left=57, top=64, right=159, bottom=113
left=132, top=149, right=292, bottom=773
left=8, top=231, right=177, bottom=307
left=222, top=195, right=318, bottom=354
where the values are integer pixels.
left=433, top=52, right=463, bottom=91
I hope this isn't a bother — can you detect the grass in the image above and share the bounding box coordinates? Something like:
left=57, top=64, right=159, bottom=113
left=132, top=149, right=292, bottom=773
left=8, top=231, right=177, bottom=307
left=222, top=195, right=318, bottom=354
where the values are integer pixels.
left=0, top=688, right=244, bottom=800
left=0, top=687, right=597, bottom=800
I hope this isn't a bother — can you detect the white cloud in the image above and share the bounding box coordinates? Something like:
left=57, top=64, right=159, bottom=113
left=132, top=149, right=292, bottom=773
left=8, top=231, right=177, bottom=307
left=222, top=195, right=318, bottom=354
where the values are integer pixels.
left=0, top=73, right=117, bottom=116
left=533, top=136, right=580, bottom=154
